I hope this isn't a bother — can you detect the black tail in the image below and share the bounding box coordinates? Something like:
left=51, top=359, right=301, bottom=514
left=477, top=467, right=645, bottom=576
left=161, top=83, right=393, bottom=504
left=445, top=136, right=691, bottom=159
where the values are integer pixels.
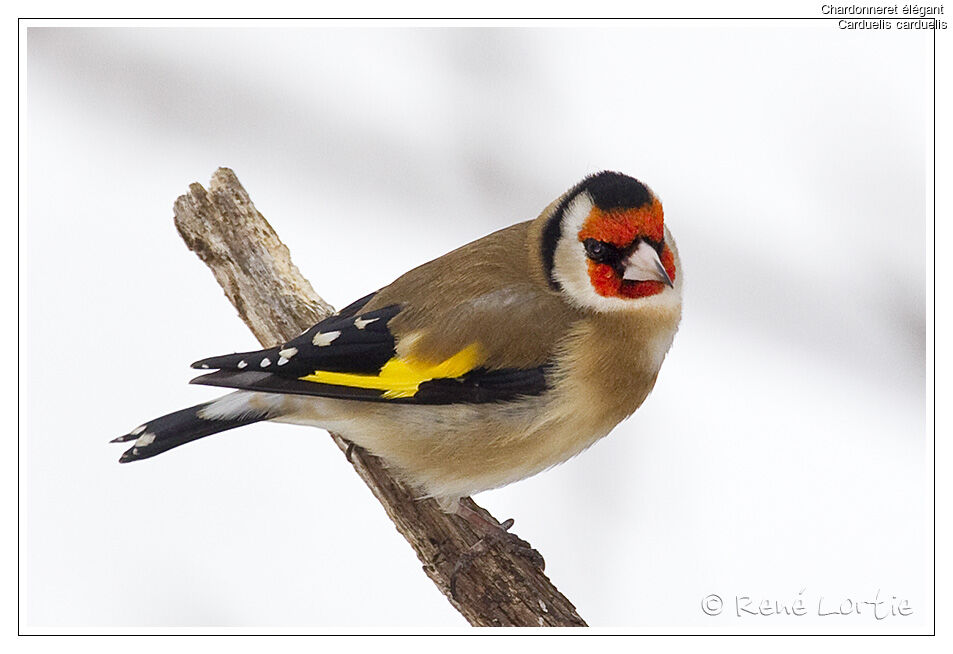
left=112, top=401, right=266, bottom=463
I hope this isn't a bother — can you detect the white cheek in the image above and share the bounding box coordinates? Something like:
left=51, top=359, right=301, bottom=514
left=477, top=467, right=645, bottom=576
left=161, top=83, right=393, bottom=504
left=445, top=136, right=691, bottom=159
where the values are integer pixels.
left=551, top=191, right=628, bottom=311
left=552, top=238, right=623, bottom=311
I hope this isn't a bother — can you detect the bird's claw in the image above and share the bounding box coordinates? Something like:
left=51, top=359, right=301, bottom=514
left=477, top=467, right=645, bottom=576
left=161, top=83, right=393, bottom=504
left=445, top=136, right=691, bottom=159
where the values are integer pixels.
left=448, top=518, right=545, bottom=600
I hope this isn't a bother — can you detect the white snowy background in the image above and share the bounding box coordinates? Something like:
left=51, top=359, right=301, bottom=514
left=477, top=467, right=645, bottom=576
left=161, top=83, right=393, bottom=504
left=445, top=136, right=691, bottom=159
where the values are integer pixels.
left=24, top=24, right=929, bottom=631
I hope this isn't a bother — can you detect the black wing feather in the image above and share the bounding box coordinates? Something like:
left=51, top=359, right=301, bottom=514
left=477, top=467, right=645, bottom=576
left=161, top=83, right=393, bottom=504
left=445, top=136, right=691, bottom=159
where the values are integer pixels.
left=191, top=301, right=400, bottom=376
left=413, top=366, right=549, bottom=404
left=189, top=291, right=550, bottom=404
left=190, top=366, right=548, bottom=404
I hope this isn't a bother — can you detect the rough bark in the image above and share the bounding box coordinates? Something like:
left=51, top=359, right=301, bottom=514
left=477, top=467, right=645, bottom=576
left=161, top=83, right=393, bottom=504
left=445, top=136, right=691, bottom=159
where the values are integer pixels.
left=171, top=167, right=587, bottom=627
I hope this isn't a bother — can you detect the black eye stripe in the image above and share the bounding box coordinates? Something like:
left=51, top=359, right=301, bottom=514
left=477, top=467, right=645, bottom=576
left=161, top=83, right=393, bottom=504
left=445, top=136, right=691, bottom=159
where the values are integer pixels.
left=584, top=237, right=665, bottom=264
left=583, top=238, right=619, bottom=264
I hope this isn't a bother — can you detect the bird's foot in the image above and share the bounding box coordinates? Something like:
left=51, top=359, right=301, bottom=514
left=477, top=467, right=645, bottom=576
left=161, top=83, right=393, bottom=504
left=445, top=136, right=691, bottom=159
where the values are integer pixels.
left=448, top=500, right=545, bottom=600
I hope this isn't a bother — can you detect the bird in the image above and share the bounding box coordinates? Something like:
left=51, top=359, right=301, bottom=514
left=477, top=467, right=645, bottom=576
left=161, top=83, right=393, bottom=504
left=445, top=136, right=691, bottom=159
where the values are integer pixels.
left=113, top=171, right=682, bottom=531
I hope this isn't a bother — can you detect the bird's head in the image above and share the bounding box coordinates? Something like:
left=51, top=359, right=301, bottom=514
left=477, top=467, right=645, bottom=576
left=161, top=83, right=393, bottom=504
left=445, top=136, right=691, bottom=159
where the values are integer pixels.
left=541, top=172, right=680, bottom=313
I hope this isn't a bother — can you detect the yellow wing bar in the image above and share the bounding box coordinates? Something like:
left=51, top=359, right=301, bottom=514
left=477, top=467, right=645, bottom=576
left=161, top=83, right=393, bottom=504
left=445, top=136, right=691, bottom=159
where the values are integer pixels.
left=299, top=344, right=483, bottom=399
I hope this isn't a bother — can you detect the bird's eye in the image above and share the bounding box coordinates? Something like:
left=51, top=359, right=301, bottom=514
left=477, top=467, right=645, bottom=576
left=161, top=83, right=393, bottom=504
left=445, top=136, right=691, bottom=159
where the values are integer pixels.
left=583, top=238, right=613, bottom=263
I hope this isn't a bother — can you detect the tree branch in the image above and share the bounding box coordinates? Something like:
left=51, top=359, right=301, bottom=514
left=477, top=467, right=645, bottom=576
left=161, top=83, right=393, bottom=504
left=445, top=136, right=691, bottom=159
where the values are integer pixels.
left=172, top=168, right=587, bottom=627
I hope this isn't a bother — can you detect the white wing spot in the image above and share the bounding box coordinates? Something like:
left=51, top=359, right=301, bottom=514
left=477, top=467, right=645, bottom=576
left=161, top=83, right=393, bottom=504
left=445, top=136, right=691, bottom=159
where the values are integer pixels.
left=200, top=364, right=209, bottom=369
left=312, top=330, right=341, bottom=347
left=277, top=356, right=289, bottom=366
left=278, top=347, right=298, bottom=359
left=130, top=425, right=146, bottom=436
left=353, top=317, right=379, bottom=330
left=237, top=360, right=247, bottom=369
left=135, top=432, right=156, bottom=447
left=260, top=358, right=271, bottom=367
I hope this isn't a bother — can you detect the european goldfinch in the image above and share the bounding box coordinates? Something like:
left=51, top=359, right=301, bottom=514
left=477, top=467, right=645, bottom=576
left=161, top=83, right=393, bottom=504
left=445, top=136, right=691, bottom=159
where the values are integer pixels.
left=114, top=171, right=682, bottom=519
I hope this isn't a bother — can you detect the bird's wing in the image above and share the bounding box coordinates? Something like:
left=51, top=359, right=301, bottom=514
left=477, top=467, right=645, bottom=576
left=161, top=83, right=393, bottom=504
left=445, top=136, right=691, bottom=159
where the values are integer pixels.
left=191, top=222, right=580, bottom=405
left=190, top=291, right=555, bottom=405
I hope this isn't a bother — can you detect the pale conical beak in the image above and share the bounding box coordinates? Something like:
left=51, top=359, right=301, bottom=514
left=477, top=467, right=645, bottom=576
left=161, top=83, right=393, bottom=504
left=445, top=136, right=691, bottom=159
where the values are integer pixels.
left=622, top=241, right=674, bottom=288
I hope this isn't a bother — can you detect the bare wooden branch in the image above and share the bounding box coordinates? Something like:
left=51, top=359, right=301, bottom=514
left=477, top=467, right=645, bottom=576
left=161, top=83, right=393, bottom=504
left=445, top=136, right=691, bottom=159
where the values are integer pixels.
left=172, top=168, right=587, bottom=627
